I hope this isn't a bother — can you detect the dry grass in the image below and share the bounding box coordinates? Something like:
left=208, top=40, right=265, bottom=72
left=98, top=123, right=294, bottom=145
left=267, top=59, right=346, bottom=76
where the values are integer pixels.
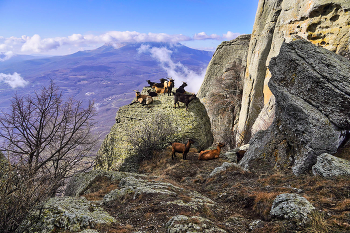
left=252, top=191, right=280, bottom=220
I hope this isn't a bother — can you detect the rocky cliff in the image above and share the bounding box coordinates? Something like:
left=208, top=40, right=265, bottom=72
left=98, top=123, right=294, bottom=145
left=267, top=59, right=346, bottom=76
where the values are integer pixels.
left=197, top=34, right=250, bottom=150
left=236, top=0, right=350, bottom=145
left=95, top=88, right=213, bottom=172
left=240, top=39, right=350, bottom=175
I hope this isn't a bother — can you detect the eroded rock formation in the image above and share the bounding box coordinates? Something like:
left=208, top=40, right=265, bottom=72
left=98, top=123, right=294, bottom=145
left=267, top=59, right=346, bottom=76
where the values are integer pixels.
left=240, top=39, right=350, bottom=175
left=198, top=34, right=250, bottom=150
left=237, top=0, right=350, bottom=145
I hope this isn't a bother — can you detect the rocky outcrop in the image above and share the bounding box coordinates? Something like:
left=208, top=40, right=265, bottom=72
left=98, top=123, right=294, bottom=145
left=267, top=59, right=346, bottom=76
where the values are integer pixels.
left=270, top=193, right=315, bottom=226
left=18, top=197, right=116, bottom=233
left=240, top=40, right=350, bottom=175
left=237, top=0, right=350, bottom=145
left=96, top=87, right=213, bottom=171
left=198, top=35, right=250, bottom=150
left=312, top=153, right=350, bottom=178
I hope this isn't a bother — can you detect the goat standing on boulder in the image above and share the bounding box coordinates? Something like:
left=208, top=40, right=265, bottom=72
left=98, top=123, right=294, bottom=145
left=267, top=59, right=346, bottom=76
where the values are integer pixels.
left=175, top=82, right=187, bottom=94
left=170, top=139, right=195, bottom=160
left=198, top=143, right=225, bottom=160
left=174, top=93, right=197, bottom=111
left=164, top=78, right=175, bottom=96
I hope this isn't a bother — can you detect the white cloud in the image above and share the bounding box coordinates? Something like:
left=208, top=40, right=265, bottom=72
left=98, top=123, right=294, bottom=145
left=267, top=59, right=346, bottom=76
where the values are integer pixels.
left=194, top=32, right=221, bottom=40
left=0, top=72, right=28, bottom=88
left=223, top=31, right=240, bottom=40
left=139, top=45, right=206, bottom=94
left=0, top=30, right=240, bottom=58
left=0, top=51, right=14, bottom=61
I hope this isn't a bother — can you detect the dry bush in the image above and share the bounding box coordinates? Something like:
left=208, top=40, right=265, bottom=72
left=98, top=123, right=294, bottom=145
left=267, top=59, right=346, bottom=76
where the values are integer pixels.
left=126, top=114, right=176, bottom=163
left=0, top=82, right=97, bottom=232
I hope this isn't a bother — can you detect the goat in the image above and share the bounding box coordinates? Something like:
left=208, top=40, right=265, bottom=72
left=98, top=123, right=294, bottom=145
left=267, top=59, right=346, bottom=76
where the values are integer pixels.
left=147, top=89, right=158, bottom=97
left=170, top=139, right=195, bottom=160
left=198, top=143, right=225, bottom=160
left=151, top=78, right=168, bottom=94
left=175, top=82, right=188, bottom=94
left=134, top=90, right=153, bottom=105
left=164, top=78, right=175, bottom=96
left=174, top=93, right=197, bottom=111
left=146, top=80, right=156, bottom=87
left=236, top=150, right=246, bottom=163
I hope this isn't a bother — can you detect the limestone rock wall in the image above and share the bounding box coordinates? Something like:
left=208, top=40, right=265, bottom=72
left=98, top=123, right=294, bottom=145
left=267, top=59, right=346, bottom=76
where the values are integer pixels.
left=237, top=0, right=350, bottom=145
left=197, top=35, right=250, bottom=150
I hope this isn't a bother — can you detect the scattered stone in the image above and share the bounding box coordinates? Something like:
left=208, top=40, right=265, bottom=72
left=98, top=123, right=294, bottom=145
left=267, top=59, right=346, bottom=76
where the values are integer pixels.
left=270, top=193, right=315, bottom=226
left=312, top=153, right=350, bottom=178
left=209, top=162, right=236, bottom=177
left=166, top=215, right=227, bottom=233
left=65, top=170, right=146, bottom=197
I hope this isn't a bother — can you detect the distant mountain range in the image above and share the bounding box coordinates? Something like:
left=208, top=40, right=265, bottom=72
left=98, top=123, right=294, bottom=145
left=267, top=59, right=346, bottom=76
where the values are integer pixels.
left=0, top=42, right=213, bottom=146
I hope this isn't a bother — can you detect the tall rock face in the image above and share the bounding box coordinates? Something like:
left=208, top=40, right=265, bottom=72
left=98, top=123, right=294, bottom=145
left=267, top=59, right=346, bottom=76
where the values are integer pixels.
left=197, top=35, right=250, bottom=150
left=236, top=0, right=350, bottom=145
left=96, top=88, right=213, bottom=172
left=240, top=40, right=350, bottom=176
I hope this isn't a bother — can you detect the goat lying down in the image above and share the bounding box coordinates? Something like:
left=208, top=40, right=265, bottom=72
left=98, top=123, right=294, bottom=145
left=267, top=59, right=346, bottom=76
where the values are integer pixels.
left=134, top=90, right=153, bottom=105
left=169, top=139, right=195, bottom=160
left=198, top=143, right=225, bottom=160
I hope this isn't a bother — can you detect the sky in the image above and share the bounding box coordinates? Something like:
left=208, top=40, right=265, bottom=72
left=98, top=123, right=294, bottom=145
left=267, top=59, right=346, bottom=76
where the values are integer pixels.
left=0, top=0, right=259, bottom=58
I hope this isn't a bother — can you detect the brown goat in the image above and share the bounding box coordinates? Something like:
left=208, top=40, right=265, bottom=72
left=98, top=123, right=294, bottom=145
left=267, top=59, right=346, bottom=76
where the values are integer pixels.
left=198, top=143, right=225, bottom=160
left=170, top=139, right=195, bottom=160
left=134, top=91, right=153, bottom=105
left=174, top=93, right=197, bottom=111
left=164, top=78, right=175, bottom=96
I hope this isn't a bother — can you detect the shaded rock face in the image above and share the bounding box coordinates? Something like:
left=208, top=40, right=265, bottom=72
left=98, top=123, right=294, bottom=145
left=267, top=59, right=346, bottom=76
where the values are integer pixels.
left=240, top=40, right=350, bottom=175
left=96, top=88, right=213, bottom=172
left=198, top=34, right=250, bottom=150
left=237, top=0, right=350, bottom=145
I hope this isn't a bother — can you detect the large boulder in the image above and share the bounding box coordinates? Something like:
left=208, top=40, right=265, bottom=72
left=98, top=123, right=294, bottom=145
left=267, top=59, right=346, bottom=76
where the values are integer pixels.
left=270, top=193, right=315, bottom=226
left=198, top=34, right=250, bottom=150
left=236, top=0, right=350, bottom=145
left=312, top=153, right=350, bottom=178
left=240, top=40, right=350, bottom=175
left=95, top=87, right=213, bottom=172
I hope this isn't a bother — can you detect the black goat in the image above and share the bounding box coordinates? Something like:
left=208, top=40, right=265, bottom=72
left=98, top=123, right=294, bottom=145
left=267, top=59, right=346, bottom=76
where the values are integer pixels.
left=147, top=89, right=158, bottom=97
left=174, top=93, right=197, bottom=111
left=175, top=82, right=188, bottom=94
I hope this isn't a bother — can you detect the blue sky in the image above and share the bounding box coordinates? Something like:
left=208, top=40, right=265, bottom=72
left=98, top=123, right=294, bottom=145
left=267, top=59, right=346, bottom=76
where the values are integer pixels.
left=0, top=0, right=259, bottom=58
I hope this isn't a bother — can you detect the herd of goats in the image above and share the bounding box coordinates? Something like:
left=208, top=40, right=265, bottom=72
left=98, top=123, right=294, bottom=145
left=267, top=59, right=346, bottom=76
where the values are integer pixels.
left=132, top=77, right=246, bottom=161
left=134, top=77, right=197, bottom=111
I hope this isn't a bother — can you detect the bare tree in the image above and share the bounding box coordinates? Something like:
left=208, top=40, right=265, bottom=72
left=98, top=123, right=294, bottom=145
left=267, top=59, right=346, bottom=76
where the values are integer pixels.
left=0, top=81, right=98, bottom=232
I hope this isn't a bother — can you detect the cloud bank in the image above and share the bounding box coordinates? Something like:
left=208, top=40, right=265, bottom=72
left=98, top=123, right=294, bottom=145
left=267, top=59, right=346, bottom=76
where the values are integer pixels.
left=0, top=31, right=240, bottom=60
left=138, top=45, right=206, bottom=94
left=0, top=72, right=28, bottom=88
